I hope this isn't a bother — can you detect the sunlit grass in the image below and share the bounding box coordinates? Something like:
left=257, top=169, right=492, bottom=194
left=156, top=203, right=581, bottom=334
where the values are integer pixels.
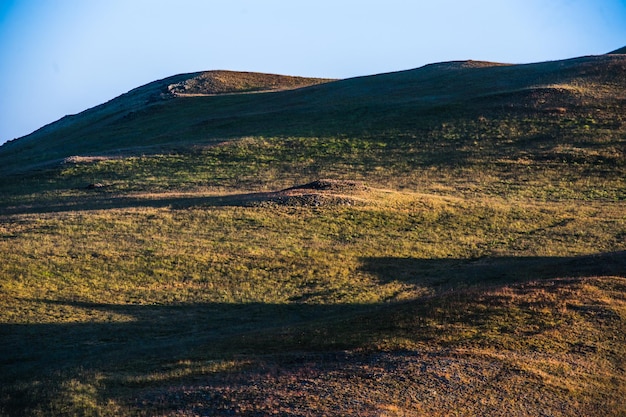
left=2, top=192, right=623, bottom=312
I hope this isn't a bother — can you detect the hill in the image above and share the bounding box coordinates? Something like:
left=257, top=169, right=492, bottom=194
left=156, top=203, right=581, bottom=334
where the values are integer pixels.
left=0, top=54, right=625, bottom=416
left=0, top=70, right=333, bottom=174
left=2, top=54, right=626, bottom=175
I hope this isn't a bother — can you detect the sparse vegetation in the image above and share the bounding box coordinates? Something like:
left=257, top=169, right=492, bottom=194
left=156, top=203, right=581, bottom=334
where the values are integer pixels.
left=0, top=54, right=625, bottom=416
left=167, top=70, right=334, bottom=96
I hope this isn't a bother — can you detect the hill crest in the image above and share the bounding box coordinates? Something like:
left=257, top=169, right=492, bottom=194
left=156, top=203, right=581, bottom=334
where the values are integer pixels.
left=166, top=70, right=335, bottom=97
left=419, top=60, right=512, bottom=71
left=1, top=53, right=626, bottom=175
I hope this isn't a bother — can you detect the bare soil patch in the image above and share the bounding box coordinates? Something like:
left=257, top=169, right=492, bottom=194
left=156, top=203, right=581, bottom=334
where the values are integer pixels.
left=252, top=179, right=368, bottom=207
left=167, top=70, right=334, bottom=97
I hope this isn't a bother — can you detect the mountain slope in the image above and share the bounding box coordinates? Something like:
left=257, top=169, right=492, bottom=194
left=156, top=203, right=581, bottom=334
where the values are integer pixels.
left=1, top=54, right=625, bottom=175
left=0, top=71, right=333, bottom=174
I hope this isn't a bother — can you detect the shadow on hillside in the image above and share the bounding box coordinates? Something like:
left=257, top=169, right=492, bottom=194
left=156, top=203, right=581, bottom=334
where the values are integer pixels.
left=360, top=251, right=626, bottom=287
left=1, top=251, right=625, bottom=414
left=0, top=301, right=367, bottom=381
left=0, top=181, right=364, bottom=215
left=0, top=192, right=275, bottom=215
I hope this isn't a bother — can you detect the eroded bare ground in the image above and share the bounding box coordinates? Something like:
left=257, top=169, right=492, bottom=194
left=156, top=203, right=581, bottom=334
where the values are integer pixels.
left=132, top=349, right=589, bottom=416
left=166, top=70, right=335, bottom=97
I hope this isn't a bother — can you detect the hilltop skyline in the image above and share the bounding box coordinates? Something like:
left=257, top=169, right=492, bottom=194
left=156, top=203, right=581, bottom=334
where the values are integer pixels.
left=1, top=0, right=625, bottom=145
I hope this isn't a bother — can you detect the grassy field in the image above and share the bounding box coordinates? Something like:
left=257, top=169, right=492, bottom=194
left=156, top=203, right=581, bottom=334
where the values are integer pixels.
left=1, top=55, right=626, bottom=416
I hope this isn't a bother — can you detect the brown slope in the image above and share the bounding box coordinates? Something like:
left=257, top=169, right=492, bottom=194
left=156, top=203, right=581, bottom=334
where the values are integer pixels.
left=166, top=70, right=335, bottom=96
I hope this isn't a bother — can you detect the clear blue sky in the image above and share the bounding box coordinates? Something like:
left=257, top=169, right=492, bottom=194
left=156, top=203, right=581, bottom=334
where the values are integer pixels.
left=1, top=0, right=625, bottom=145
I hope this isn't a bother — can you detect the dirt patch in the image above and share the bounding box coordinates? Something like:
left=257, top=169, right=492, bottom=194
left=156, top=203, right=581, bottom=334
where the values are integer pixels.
left=85, top=183, right=107, bottom=190
left=167, top=70, right=335, bottom=97
left=256, top=193, right=356, bottom=207
left=250, top=179, right=367, bottom=207
left=63, top=155, right=114, bottom=164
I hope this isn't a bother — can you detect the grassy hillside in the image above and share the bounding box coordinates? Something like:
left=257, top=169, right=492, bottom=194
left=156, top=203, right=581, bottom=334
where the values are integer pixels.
left=0, top=70, right=333, bottom=175
left=2, top=54, right=625, bottom=175
left=0, top=54, right=625, bottom=416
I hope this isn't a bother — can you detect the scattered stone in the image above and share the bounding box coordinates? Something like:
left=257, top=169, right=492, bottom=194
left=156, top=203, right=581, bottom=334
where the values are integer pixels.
left=86, top=183, right=106, bottom=190
left=248, top=179, right=365, bottom=207
left=259, top=194, right=355, bottom=207
left=63, top=155, right=111, bottom=164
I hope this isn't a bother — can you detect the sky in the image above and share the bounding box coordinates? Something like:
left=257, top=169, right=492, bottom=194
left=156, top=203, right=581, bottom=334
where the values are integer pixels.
left=1, top=0, right=625, bottom=145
